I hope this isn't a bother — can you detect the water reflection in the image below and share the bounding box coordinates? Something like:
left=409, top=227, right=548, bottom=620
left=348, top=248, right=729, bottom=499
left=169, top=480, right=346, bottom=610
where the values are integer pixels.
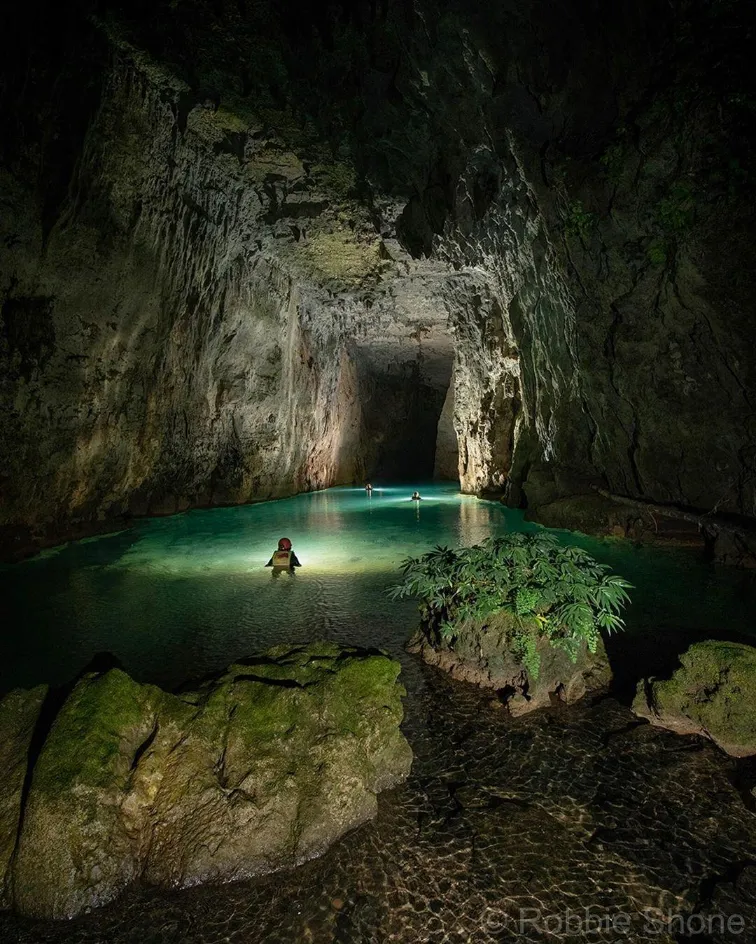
left=2, top=482, right=756, bottom=696
left=3, top=486, right=756, bottom=942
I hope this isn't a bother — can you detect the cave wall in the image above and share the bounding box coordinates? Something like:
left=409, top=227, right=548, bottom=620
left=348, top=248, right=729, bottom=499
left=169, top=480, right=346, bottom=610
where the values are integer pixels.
left=433, top=377, right=457, bottom=481
left=1, top=0, right=755, bottom=554
left=0, top=43, right=366, bottom=553
left=0, top=21, right=457, bottom=555
left=373, top=0, right=756, bottom=519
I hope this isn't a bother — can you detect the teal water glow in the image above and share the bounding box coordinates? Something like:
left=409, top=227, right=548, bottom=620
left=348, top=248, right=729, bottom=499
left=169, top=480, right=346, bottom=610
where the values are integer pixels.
left=2, top=482, right=755, bottom=694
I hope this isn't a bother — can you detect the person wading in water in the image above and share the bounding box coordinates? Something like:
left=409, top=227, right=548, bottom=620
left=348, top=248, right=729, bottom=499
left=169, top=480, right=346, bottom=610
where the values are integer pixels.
left=266, top=537, right=302, bottom=575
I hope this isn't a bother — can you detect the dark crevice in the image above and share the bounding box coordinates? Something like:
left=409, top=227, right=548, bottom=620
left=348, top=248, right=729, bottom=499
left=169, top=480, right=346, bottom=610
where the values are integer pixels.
left=14, top=684, right=70, bottom=853
left=231, top=674, right=306, bottom=689
left=598, top=718, right=648, bottom=748
left=728, top=755, right=756, bottom=814
left=130, top=720, right=159, bottom=772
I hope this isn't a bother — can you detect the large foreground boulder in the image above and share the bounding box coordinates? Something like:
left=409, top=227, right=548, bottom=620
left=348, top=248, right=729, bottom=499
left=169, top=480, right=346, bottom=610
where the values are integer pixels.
left=633, top=641, right=756, bottom=757
left=0, top=685, right=47, bottom=909
left=6, top=643, right=412, bottom=919
left=408, top=611, right=612, bottom=716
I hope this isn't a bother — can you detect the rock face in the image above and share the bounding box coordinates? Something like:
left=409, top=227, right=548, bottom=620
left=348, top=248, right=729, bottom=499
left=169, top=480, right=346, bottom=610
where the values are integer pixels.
left=2, top=0, right=755, bottom=557
left=0, top=685, right=47, bottom=910
left=633, top=641, right=756, bottom=757
left=6, top=644, right=412, bottom=919
left=408, top=611, right=612, bottom=715
left=0, top=20, right=455, bottom=559
left=433, top=377, right=458, bottom=480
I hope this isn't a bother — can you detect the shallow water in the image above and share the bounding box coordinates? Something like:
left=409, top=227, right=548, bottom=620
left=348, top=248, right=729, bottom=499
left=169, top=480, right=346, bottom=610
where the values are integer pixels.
left=3, top=483, right=756, bottom=943
left=2, top=482, right=755, bottom=694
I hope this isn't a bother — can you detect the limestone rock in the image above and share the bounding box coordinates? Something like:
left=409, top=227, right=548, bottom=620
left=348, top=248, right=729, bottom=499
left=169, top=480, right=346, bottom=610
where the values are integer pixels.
left=408, top=611, right=611, bottom=715
left=433, top=374, right=458, bottom=481
left=633, top=641, right=756, bottom=757
left=3, top=3, right=756, bottom=560
left=142, top=644, right=412, bottom=889
left=12, top=669, right=170, bottom=919
left=10, top=644, right=412, bottom=919
left=0, top=685, right=47, bottom=910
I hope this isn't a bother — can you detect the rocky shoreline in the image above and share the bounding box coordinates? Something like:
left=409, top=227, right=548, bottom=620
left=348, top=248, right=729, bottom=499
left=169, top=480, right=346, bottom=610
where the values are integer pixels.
left=2, top=677, right=755, bottom=943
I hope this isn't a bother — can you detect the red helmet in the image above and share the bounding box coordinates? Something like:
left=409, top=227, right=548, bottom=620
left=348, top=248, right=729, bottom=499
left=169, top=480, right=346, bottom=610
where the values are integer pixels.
left=278, top=537, right=292, bottom=550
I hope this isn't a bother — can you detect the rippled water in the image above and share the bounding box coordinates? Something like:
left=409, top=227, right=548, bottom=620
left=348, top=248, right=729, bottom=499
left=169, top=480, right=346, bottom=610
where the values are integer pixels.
left=3, top=483, right=756, bottom=943
left=2, top=483, right=513, bottom=693
left=2, top=482, right=755, bottom=694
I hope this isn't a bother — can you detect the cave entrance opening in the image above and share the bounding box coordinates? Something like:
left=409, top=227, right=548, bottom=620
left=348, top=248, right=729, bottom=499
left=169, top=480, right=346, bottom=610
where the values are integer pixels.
left=351, top=338, right=455, bottom=483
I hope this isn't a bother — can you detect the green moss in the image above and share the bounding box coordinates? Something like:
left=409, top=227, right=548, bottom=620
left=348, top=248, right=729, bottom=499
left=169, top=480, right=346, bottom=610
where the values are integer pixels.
left=326, top=654, right=404, bottom=735
left=33, top=670, right=157, bottom=794
left=297, top=229, right=383, bottom=287
left=646, top=239, right=668, bottom=265
left=564, top=200, right=594, bottom=244
left=655, top=641, right=756, bottom=746
left=655, top=181, right=696, bottom=237
left=211, top=107, right=251, bottom=134
left=31, top=647, right=407, bottom=799
left=311, top=162, right=357, bottom=198
left=223, top=644, right=404, bottom=744
left=599, top=138, right=626, bottom=185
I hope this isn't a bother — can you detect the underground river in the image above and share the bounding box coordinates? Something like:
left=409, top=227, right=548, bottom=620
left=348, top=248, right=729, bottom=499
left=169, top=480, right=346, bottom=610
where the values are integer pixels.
left=2, top=483, right=756, bottom=942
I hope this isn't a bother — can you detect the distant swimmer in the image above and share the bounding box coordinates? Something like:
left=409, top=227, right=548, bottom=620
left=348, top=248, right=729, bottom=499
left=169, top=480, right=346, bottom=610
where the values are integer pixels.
left=266, top=537, right=302, bottom=574
left=410, top=491, right=422, bottom=501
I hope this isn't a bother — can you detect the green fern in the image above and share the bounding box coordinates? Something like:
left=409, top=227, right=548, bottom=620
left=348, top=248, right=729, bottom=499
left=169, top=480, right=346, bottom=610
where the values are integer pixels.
left=390, top=533, right=631, bottom=677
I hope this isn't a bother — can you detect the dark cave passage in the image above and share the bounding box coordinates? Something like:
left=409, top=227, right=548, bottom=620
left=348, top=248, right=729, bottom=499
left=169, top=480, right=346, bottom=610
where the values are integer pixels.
left=351, top=333, right=455, bottom=483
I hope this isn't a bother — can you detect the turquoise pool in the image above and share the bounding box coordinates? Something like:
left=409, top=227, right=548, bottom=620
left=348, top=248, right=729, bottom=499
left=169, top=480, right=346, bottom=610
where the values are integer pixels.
left=3, top=482, right=756, bottom=944
left=2, top=482, right=755, bottom=694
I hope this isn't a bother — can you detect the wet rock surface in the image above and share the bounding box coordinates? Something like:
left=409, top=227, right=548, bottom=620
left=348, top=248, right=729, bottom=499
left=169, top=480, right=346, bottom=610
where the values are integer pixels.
left=3, top=667, right=755, bottom=943
left=408, top=612, right=612, bottom=715
left=634, top=640, right=756, bottom=758
left=6, top=644, right=412, bottom=920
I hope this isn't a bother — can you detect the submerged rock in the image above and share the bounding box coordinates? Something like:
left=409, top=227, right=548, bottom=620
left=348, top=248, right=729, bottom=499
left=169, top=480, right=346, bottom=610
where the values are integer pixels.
left=0, top=685, right=47, bottom=910
left=633, top=641, right=756, bottom=757
left=408, top=611, right=611, bottom=715
left=8, top=644, right=412, bottom=919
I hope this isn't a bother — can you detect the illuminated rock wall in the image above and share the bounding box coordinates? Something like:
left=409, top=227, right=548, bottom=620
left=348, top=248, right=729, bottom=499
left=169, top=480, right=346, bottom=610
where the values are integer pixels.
left=2, top=0, right=755, bottom=555
left=0, top=40, right=451, bottom=556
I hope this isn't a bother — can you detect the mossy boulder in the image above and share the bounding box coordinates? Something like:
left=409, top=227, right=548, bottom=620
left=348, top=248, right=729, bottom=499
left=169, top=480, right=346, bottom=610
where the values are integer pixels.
left=9, top=643, right=412, bottom=919
left=142, top=643, right=412, bottom=889
left=408, top=610, right=612, bottom=716
left=0, top=685, right=47, bottom=909
left=12, top=669, right=171, bottom=919
left=633, top=641, right=756, bottom=756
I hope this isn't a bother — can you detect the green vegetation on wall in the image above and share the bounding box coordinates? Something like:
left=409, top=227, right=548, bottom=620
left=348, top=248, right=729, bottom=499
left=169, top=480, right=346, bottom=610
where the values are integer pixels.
left=564, top=200, right=594, bottom=245
left=297, top=228, right=384, bottom=287
left=599, top=131, right=627, bottom=185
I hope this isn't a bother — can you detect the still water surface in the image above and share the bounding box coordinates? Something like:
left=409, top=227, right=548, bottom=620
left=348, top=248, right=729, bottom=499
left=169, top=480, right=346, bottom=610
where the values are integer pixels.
left=2, top=482, right=755, bottom=695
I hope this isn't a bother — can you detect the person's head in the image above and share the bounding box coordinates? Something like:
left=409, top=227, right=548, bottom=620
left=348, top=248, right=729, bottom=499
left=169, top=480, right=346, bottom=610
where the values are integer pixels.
left=278, top=537, right=292, bottom=551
